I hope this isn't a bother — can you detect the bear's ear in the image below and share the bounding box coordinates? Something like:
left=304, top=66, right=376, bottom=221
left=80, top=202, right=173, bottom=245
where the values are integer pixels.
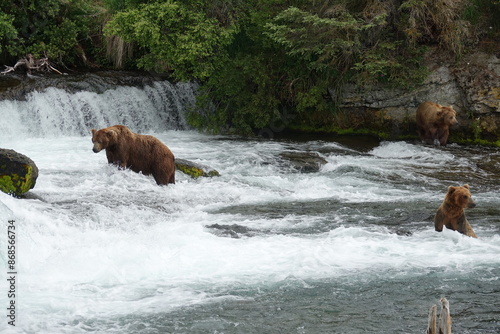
left=91, top=129, right=96, bottom=135
left=447, top=186, right=456, bottom=194
left=106, top=129, right=118, bottom=139
left=463, top=184, right=470, bottom=189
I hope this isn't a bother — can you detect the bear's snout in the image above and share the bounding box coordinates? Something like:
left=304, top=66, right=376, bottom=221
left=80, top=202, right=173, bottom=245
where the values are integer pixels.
left=467, top=201, right=476, bottom=209
left=92, top=143, right=102, bottom=153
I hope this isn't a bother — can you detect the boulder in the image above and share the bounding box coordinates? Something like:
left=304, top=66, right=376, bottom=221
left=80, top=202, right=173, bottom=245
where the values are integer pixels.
left=175, top=158, right=220, bottom=178
left=0, top=149, right=39, bottom=196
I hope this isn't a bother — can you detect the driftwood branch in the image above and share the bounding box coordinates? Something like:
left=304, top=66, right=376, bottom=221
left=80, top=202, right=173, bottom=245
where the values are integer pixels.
left=1, top=54, right=62, bottom=75
left=426, top=297, right=452, bottom=334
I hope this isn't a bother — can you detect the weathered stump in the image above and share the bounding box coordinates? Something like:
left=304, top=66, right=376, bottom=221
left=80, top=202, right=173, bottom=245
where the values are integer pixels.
left=426, top=297, right=452, bottom=334
left=426, top=305, right=437, bottom=334
left=0, top=149, right=39, bottom=196
left=175, top=158, right=220, bottom=178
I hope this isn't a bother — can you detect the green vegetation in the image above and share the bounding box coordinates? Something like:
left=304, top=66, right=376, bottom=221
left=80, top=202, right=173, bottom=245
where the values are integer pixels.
left=1, top=0, right=499, bottom=135
left=104, top=1, right=237, bottom=80
left=0, top=0, right=101, bottom=65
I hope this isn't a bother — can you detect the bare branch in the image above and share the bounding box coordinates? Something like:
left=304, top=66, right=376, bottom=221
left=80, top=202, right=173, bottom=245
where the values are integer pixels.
left=1, top=54, right=63, bottom=75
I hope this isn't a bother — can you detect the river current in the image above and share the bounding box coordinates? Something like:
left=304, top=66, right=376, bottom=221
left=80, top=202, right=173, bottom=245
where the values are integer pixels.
left=0, top=76, right=499, bottom=333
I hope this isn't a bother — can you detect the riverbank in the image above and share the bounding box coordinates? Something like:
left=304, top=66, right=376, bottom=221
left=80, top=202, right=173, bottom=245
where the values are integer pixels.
left=1, top=67, right=499, bottom=147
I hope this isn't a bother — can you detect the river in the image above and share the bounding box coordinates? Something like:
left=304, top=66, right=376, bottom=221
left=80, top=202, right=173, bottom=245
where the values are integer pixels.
left=0, top=74, right=499, bottom=333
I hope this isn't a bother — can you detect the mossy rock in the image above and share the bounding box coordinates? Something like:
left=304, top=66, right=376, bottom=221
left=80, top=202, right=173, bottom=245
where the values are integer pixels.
left=175, top=158, right=220, bottom=179
left=0, top=149, right=39, bottom=196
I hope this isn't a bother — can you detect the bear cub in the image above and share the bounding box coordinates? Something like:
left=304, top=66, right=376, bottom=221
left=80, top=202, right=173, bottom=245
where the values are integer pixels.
left=416, top=101, right=458, bottom=146
left=434, top=184, right=477, bottom=238
left=91, top=125, right=175, bottom=185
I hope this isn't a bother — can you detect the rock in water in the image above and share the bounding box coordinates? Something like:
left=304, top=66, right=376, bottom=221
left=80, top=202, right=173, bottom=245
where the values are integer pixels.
left=0, top=149, right=39, bottom=196
left=175, top=158, right=220, bottom=178
left=279, top=151, right=327, bottom=173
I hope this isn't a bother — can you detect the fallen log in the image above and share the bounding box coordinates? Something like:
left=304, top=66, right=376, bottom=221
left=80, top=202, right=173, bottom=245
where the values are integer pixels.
left=175, top=158, right=220, bottom=178
left=426, top=297, right=452, bottom=334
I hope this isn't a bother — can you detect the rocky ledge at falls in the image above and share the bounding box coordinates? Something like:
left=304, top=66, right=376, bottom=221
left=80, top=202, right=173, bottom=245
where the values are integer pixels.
left=335, top=51, right=500, bottom=143
left=0, top=71, right=172, bottom=100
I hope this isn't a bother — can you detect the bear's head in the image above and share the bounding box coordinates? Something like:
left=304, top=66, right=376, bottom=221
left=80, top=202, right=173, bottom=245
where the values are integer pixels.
left=91, top=128, right=118, bottom=153
left=438, top=106, right=458, bottom=126
left=446, top=184, right=476, bottom=209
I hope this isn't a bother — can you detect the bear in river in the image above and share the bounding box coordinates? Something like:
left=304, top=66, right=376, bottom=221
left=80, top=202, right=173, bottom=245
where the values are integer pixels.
left=91, top=125, right=175, bottom=185
left=416, top=101, right=458, bottom=146
left=434, top=184, right=477, bottom=238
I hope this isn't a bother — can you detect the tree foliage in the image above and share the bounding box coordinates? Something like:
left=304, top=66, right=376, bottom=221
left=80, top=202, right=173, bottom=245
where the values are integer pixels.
left=104, top=1, right=237, bottom=80
left=0, top=12, right=17, bottom=55
left=0, top=0, right=100, bottom=64
left=398, top=0, right=471, bottom=56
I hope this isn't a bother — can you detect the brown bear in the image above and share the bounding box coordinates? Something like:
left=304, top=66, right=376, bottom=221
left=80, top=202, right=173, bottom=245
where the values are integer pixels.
left=434, top=184, right=477, bottom=238
left=91, top=125, right=175, bottom=185
left=416, top=101, right=458, bottom=146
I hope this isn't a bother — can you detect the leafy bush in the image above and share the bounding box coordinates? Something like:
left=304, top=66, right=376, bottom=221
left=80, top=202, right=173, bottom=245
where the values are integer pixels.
left=398, top=0, right=471, bottom=56
left=104, top=1, right=237, bottom=80
left=0, top=0, right=100, bottom=65
left=0, top=12, right=17, bottom=57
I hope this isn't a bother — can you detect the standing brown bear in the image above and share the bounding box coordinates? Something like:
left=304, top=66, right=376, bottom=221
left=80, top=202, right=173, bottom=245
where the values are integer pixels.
left=416, top=101, right=458, bottom=146
left=434, top=184, right=477, bottom=238
left=91, top=125, right=175, bottom=185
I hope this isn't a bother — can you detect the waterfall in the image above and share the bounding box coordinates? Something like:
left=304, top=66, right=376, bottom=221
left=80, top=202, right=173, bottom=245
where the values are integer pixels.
left=0, top=74, right=198, bottom=138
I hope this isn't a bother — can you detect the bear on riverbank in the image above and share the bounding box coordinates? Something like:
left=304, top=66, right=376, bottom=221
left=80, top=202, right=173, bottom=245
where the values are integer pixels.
left=91, top=125, right=175, bottom=185
left=416, top=102, right=458, bottom=146
left=434, top=184, right=477, bottom=238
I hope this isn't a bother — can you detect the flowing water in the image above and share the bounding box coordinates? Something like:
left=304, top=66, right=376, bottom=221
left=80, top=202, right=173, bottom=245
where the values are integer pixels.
left=0, top=75, right=499, bottom=333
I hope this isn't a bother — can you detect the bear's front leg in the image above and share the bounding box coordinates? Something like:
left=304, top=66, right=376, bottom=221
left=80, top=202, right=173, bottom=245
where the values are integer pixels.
left=434, top=210, right=445, bottom=232
left=429, top=128, right=441, bottom=146
left=457, top=214, right=477, bottom=238
left=115, top=161, right=128, bottom=170
left=439, top=131, right=449, bottom=146
left=106, top=150, right=128, bottom=170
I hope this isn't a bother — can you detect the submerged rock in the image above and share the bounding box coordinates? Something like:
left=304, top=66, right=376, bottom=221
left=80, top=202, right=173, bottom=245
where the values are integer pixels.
left=279, top=151, right=327, bottom=173
left=175, top=158, right=220, bottom=178
left=205, top=224, right=254, bottom=238
left=0, top=149, right=39, bottom=196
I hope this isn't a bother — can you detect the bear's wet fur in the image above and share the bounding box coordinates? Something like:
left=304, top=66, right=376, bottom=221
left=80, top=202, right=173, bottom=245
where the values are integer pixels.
left=434, top=184, right=477, bottom=238
left=416, top=101, right=458, bottom=146
left=91, top=125, right=175, bottom=185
